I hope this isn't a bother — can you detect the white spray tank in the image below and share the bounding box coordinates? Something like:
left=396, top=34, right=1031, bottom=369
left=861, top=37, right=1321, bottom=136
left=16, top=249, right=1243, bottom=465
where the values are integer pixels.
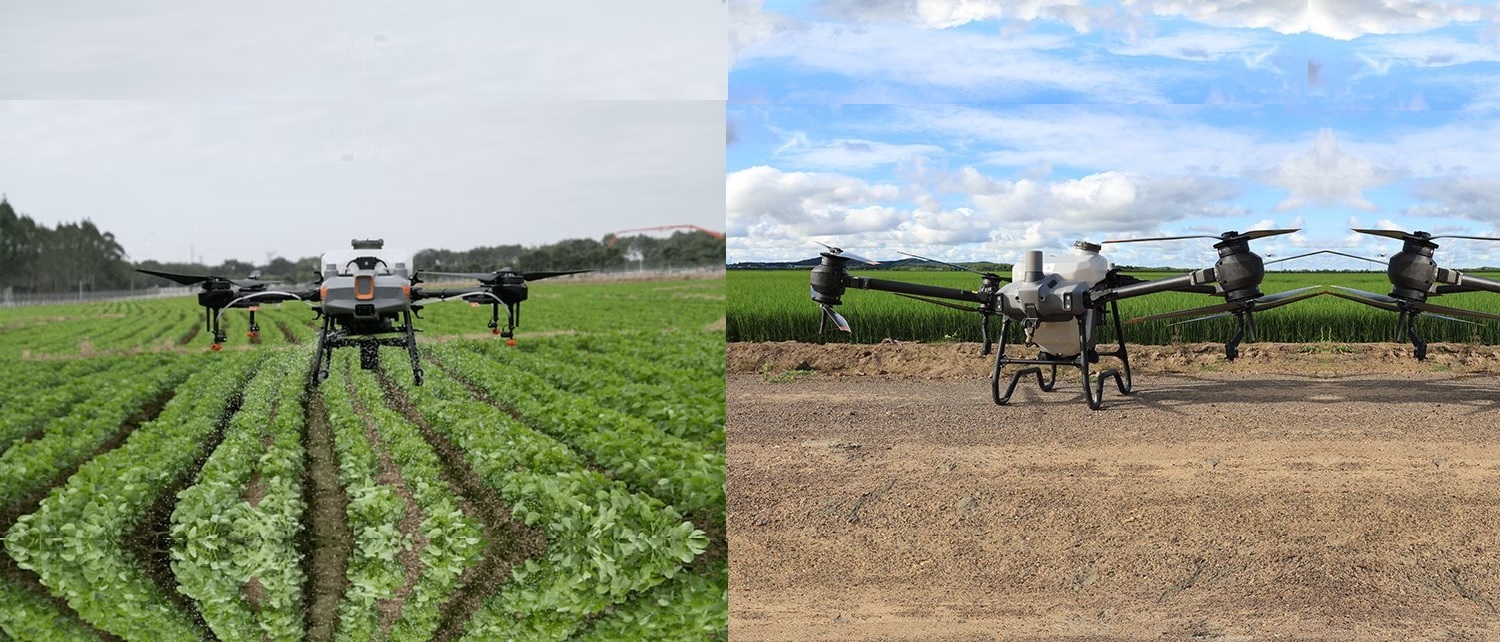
left=1012, top=241, right=1110, bottom=355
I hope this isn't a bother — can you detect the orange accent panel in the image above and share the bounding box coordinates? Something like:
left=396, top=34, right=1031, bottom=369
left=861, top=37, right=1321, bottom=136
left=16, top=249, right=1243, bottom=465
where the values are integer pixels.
left=355, top=275, right=375, bottom=300
left=402, top=283, right=411, bottom=298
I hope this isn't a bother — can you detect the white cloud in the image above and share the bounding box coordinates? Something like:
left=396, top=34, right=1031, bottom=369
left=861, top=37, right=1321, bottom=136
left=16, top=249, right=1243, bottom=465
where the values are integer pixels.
left=1107, top=29, right=1278, bottom=63
left=1135, top=0, right=1489, bottom=40
left=726, top=166, right=904, bottom=239
left=1405, top=176, right=1500, bottom=222
left=733, top=18, right=1176, bottom=102
left=776, top=137, right=946, bottom=171
left=1260, top=129, right=1395, bottom=211
left=816, top=0, right=1128, bottom=32
left=726, top=164, right=1246, bottom=264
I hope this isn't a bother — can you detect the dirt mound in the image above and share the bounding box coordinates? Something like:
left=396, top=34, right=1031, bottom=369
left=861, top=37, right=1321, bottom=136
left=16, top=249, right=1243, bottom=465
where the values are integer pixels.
left=730, top=340, right=1500, bottom=379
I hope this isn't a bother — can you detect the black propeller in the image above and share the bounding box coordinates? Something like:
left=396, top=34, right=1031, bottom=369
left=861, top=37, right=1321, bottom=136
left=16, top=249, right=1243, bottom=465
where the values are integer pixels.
left=136, top=268, right=268, bottom=289
left=421, top=269, right=590, bottom=284
left=1327, top=286, right=1500, bottom=321
left=1130, top=286, right=1326, bottom=325
left=811, top=287, right=850, bottom=333
left=1103, top=229, right=1298, bottom=245
left=1352, top=228, right=1500, bottom=243
left=815, top=241, right=879, bottom=265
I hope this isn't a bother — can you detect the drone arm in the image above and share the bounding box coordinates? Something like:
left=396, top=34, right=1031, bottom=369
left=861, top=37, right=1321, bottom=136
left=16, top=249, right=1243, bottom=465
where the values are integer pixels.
left=1094, top=268, right=1216, bottom=303
left=846, top=275, right=984, bottom=304
left=1440, top=269, right=1500, bottom=295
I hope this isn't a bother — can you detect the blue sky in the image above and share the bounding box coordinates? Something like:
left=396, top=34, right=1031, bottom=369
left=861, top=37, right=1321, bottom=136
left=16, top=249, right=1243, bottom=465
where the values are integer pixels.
left=727, top=0, right=1500, bottom=269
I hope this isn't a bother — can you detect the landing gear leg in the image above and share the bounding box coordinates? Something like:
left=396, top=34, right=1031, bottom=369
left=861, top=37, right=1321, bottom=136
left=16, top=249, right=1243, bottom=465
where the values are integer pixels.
left=404, top=310, right=423, bottom=386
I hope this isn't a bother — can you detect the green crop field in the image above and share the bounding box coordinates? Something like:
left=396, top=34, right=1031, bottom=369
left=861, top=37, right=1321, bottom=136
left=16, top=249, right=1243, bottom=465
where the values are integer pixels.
left=0, top=276, right=726, bottom=642
left=728, top=269, right=1500, bottom=345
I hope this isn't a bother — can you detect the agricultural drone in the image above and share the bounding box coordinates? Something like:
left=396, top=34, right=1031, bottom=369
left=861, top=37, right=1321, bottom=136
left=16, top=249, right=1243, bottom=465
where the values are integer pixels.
left=1321, top=229, right=1500, bottom=360
left=807, top=231, right=1325, bottom=410
left=137, top=239, right=587, bottom=385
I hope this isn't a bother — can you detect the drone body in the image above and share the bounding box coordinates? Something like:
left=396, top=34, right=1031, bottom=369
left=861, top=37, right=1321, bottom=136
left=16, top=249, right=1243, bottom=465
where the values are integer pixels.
left=139, top=238, right=587, bottom=385
left=806, top=231, right=1323, bottom=409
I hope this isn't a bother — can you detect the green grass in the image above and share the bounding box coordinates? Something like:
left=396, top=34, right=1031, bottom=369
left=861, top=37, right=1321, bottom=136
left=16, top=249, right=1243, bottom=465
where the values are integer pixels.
left=728, top=269, right=1500, bottom=344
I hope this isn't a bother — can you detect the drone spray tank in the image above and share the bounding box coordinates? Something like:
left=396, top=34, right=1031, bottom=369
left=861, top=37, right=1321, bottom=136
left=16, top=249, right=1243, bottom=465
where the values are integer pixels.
left=1012, top=242, right=1110, bottom=355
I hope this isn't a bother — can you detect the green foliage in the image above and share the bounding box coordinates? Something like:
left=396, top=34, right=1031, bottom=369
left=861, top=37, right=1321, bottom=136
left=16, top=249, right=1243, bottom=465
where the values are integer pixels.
left=435, top=342, right=725, bottom=520
left=728, top=269, right=1500, bottom=344
left=389, top=365, right=708, bottom=641
left=6, top=353, right=261, bottom=642
left=170, top=350, right=307, bottom=642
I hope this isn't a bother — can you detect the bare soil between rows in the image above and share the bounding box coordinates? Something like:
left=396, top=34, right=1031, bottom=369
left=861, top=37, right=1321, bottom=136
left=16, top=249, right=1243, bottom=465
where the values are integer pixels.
left=728, top=341, right=1500, bottom=641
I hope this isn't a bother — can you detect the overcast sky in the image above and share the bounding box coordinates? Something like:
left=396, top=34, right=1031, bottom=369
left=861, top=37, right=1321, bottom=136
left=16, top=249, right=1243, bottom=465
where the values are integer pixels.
left=729, top=1, right=1500, bottom=269
left=1, top=1, right=726, bottom=264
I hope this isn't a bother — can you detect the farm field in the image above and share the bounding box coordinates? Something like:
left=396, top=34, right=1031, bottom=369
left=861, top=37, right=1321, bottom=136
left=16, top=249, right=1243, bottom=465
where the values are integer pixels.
left=727, top=341, right=1500, bottom=640
left=728, top=269, right=1500, bottom=346
left=0, top=275, right=726, bottom=642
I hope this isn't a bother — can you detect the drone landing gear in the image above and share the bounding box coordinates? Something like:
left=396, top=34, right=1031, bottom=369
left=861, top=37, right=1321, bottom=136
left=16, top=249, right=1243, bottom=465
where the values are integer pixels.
left=1224, top=309, right=1258, bottom=361
left=1395, top=308, right=1427, bottom=360
left=309, top=311, right=425, bottom=386
left=487, top=302, right=520, bottom=346
left=991, top=303, right=1133, bottom=411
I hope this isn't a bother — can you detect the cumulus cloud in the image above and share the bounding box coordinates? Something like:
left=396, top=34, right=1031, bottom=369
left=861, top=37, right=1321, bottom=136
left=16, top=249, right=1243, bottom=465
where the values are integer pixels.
left=816, top=0, right=1127, bottom=32
left=726, top=164, right=1246, bottom=263
left=1259, top=129, right=1396, bottom=211
left=1136, top=0, right=1489, bottom=40
left=726, top=165, right=904, bottom=239
left=1405, top=175, right=1500, bottom=222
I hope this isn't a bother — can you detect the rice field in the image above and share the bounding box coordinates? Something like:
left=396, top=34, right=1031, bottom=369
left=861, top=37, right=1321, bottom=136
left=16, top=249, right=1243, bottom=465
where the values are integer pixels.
left=727, top=269, right=1500, bottom=345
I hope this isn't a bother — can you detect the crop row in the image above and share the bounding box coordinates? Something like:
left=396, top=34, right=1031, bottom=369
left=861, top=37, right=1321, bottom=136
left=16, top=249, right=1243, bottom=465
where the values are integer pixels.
left=171, top=350, right=307, bottom=642
left=430, top=342, right=725, bottom=521
left=476, top=333, right=726, bottom=448
left=6, top=353, right=262, bottom=641
left=386, top=359, right=708, bottom=640
left=323, top=352, right=485, bottom=642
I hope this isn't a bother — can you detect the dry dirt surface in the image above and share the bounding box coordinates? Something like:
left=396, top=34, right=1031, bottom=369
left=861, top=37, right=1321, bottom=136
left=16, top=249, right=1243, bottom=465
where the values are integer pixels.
left=728, top=341, right=1500, bottom=641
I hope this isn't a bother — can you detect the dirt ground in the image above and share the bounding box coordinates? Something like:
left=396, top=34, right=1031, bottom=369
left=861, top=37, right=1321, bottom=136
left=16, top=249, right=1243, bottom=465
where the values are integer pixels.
left=728, top=341, right=1500, bottom=641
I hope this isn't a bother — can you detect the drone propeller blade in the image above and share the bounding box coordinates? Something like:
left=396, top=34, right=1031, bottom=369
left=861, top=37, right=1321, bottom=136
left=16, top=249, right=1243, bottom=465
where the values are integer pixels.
left=1101, top=234, right=1219, bottom=244
left=1238, top=229, right=1299, bottom=240
left=1250, top=286, right=1325, bottom=311
left=1408, top=300, right=1500, bottom=322
left=820, top=304, right=850, bottom=332
left=1325, top=287, right=1402, bottom=312
left=1329, top=286, right=1400, bottom=305
left=895, top=251, right=984, bottom=276
left=1430, top=234, right=1500, bottom=242
left=520, top=270, right=591, bottom=281
left=421, top=270, right=499, bottom=281
left=1351, top=228, right=1412, bottom=240
left=1127, top=300, right=1244, bottom=324
left=814, top=241, right=879, bottom=265
left=893, top=292, right=978, bottom=313
left=1167, top=312, right=1236, bottom=326
left=136, top=268, right=213, bottom=286
left=1424, top=313, right=1482, bottom=326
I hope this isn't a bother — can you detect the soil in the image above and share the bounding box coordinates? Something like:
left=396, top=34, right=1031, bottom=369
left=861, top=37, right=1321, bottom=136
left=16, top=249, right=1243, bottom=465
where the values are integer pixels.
left=728, top=341, right=1500, bottom=641
left=301, top=391, right=352, bottom=642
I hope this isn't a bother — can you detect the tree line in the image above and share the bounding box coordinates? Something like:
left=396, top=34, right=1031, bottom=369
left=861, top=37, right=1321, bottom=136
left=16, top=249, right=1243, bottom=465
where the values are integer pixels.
left=0, top=198, right=725, bottom=294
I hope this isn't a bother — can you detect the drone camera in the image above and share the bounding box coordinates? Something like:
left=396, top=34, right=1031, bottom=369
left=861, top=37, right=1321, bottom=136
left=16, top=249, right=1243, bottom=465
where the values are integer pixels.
left=351, top=238, right=384, bottom=250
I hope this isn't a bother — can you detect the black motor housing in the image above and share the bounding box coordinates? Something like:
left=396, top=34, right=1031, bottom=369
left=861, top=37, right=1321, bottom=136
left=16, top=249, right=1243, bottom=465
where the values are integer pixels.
left=1387, top=233, right=1439, bottom=301
left=1212, top=236, right=1265, bottom=302
left=810, top=255, right=848, bottom=305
